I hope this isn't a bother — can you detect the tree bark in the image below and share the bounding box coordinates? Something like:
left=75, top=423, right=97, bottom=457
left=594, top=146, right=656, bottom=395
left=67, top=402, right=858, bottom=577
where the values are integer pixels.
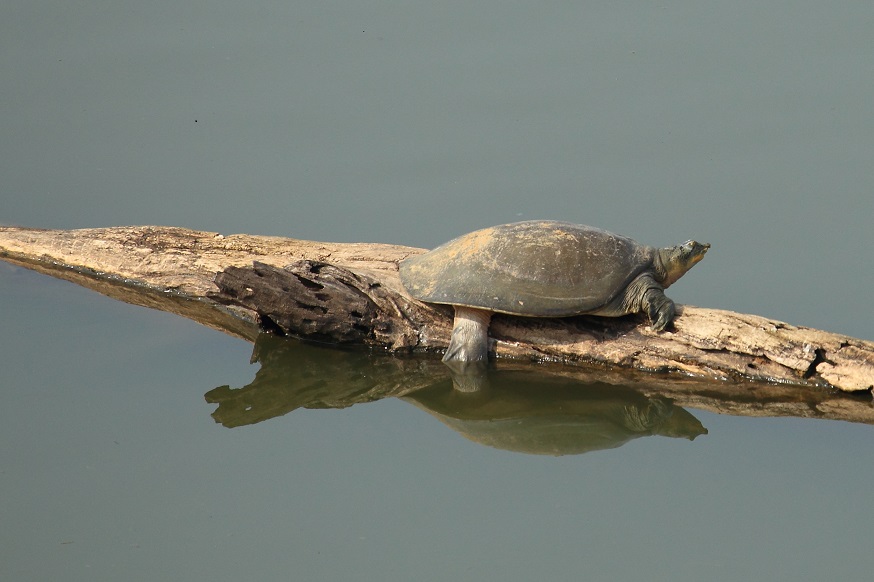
left=1, top=225, right=872, bottom=394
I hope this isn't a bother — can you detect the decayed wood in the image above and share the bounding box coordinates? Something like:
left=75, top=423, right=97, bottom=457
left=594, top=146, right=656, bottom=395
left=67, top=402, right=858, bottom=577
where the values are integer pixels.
left=1, top=225, right=872, bottom=394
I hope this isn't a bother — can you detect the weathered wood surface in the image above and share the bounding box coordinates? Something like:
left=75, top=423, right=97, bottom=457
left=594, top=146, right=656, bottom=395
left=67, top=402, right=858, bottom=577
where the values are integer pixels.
left=1, top=225, right=872, bottom=394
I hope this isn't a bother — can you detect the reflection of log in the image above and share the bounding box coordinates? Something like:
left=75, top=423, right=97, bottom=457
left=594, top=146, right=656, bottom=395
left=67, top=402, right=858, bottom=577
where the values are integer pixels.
left=206, top=335, right=874, bottom=431
left=1, top=225, right=872, bottom=393
left=208, top=336, right=711, bottom=454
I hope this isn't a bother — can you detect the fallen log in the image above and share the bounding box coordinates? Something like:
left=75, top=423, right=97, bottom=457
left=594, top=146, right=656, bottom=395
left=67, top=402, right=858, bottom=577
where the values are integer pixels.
left=1, top=225, right=872, bottom=394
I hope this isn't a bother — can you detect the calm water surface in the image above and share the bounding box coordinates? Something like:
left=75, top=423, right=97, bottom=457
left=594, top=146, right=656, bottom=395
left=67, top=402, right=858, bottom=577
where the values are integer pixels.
left=2, top=267, right=873, bottom=581
left=2, top=1, right=873, bottom=580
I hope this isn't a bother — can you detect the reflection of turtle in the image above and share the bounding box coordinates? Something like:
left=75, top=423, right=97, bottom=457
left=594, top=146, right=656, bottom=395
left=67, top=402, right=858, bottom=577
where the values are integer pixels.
left=400, top=221, right=709, bottom=362
left=403, top=373, right=707, bottom=456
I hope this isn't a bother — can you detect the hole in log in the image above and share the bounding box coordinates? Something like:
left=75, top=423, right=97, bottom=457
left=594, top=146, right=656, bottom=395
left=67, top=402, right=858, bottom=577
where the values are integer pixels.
left=803, top=348, right=827, bottom=379
left=295, top=300, right=328, bottom=314
left=314, top=293, right=330, bottom=302
left=258, top=314, right=286, bottom=336
left=350, top=310, right=363, bottom=318
left=747, top=363, right=757, bottom=369
left=293, top=273, right=324, bottom=290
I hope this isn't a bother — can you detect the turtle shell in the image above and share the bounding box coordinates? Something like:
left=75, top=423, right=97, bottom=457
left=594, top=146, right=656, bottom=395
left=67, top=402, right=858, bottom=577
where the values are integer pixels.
left=399, top=221, right=655, bottom=317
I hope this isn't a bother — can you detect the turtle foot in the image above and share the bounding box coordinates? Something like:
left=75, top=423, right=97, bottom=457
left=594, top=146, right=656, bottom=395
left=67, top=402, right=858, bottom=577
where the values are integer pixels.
left=443, top=306, right=492, bottom=363
left=646, top=291, right=675, bottom=332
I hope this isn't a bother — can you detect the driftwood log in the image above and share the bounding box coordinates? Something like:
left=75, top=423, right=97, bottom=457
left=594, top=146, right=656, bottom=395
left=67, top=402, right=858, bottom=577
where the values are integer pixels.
left=1, top=226, right=872, bottom=401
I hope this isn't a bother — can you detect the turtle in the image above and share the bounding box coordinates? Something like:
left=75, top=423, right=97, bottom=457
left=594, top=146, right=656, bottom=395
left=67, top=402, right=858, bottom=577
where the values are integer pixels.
left=399, top=220, right=710, bottom=363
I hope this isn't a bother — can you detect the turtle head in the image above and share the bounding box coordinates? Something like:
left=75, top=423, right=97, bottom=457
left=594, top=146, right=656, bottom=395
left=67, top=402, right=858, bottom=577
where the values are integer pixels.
left=656, top=240, right=710, bottom=287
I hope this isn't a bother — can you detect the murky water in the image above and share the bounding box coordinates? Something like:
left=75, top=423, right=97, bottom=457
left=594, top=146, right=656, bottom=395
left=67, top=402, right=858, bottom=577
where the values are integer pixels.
left=2, top=1, right=873, bottom=580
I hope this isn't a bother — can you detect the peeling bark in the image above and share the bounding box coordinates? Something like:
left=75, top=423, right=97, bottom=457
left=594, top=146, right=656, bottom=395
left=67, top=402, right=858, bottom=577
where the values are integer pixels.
left=1, top=225, right=872, bottom=393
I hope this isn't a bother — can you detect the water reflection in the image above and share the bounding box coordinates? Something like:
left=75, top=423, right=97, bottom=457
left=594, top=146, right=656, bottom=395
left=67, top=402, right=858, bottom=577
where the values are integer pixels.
left=206, top=335, right=706, bottom=455
left=404, top=376, right=706, bottom=455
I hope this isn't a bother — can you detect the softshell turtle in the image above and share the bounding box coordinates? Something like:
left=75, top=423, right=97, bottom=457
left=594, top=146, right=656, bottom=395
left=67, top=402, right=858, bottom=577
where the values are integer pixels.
left=399, top=220, right=709, bottom=363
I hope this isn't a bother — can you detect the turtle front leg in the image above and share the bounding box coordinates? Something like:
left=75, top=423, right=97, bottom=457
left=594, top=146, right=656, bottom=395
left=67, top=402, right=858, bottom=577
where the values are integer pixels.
left=612, top=273, right=676, bottom=331
left=644, top=288, right=675, bottom=332
left=443, top=306, right=493, bottom=363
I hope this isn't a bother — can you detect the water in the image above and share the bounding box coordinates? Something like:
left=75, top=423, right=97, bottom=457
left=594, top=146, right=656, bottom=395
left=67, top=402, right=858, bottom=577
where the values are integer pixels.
left=2, top=1, right=873, bottom=580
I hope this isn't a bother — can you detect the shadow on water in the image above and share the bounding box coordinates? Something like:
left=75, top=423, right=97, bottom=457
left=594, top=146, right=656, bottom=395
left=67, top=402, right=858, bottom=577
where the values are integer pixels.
left=204, top=335, right=874, bottom=455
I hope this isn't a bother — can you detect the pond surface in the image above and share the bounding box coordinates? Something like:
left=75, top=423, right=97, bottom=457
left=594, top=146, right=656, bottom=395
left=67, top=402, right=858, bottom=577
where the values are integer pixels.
left=2, top=1, right=873, bottom=580
left=2, top=268, right=873, bottom=581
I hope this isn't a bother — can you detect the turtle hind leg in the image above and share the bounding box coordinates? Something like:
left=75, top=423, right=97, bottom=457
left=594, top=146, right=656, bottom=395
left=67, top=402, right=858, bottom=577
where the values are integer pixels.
left=443, top=306, right=493, bottom=363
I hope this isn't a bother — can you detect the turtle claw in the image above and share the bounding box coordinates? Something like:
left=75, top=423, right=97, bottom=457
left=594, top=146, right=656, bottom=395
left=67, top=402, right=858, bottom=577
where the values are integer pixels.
left=647, top=292, right=675, bottom=332
left=651, top=312, right=672, bottom=332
